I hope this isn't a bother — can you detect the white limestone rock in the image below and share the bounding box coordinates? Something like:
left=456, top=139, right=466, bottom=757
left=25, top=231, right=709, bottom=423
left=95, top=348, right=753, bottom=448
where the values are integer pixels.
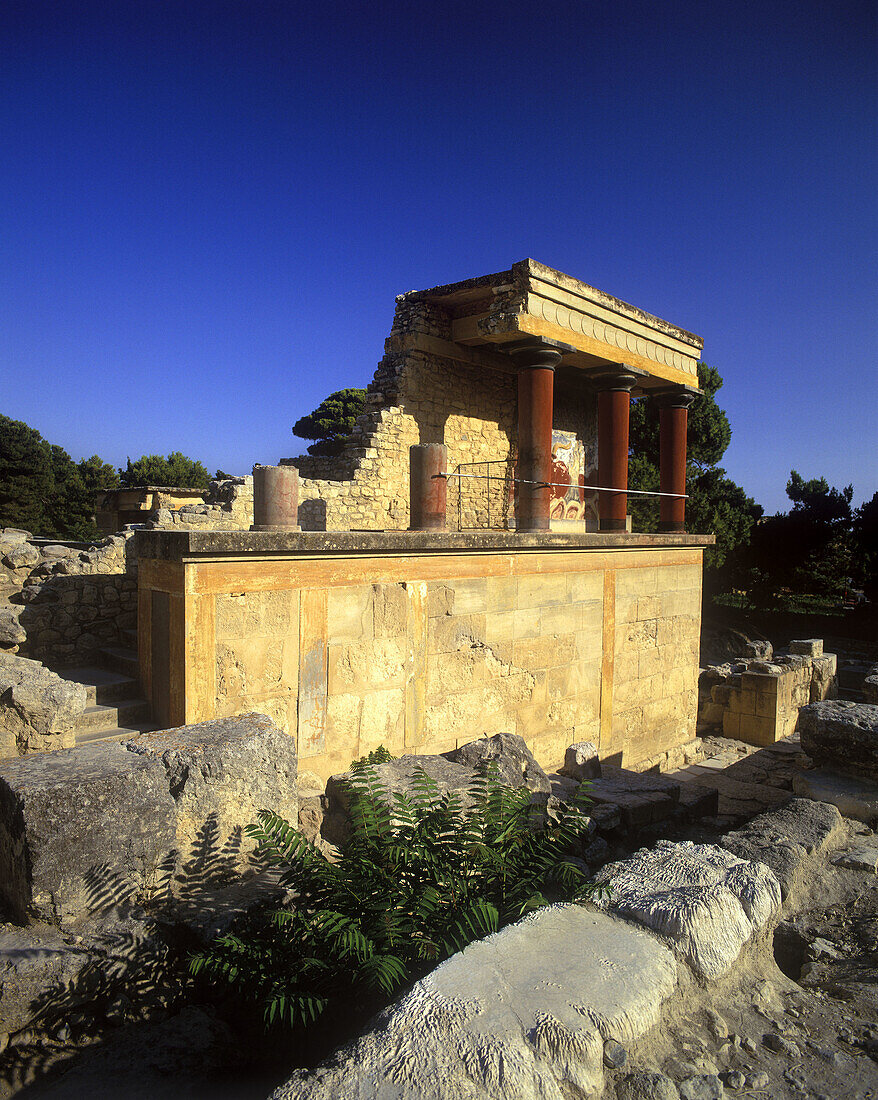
left=594, top=840, right=782, bottom=980
left=271, top=905, right=678, bottom=1100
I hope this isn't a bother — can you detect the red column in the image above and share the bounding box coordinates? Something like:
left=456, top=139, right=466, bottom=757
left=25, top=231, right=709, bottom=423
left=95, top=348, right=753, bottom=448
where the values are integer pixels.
left=409, top=444, right=447, bottom=530
left=658, top=389, right=695, bottom=532
left=596, top=371, right=636, bottom=531
left=252, top=464, right=300, bottom=530
left=510, top=342, right=561, bottom=531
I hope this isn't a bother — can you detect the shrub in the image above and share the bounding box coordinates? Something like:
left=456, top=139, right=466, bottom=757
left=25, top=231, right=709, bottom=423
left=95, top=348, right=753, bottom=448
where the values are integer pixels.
left=190, top=762, right=602, bottom=1031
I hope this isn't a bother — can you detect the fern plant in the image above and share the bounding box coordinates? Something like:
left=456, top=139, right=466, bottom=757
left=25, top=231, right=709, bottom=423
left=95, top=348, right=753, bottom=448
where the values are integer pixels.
left=191, top=763, right=603, bottom=1031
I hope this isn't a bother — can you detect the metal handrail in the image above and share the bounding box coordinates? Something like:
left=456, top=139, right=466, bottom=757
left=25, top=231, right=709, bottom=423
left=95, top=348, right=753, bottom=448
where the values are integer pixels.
left=437, top=471, right=686, bottom=499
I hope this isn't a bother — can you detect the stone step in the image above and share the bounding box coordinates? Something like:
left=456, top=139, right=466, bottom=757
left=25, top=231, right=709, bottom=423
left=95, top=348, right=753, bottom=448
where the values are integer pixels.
left=587, top=766, right=681, bottom=830
left=121, top=627, right=138, bottom=648
left=74, top=721, right=158, bottom=746
left=55, top=666, right=139, bottom=706
left=100, top=646, right=139, bottom=678
left=77, top=699, right=152, bottom=732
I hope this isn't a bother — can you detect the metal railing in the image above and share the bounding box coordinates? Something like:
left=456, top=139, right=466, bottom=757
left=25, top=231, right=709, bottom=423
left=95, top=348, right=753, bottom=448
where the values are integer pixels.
left=444, top=463, right=686, bottom=531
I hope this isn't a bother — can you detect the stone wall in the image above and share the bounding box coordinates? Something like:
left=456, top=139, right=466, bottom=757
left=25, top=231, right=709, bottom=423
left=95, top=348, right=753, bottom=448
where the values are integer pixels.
left=137, top=531, right=708, bottom=781
left=285, top=295, right=599, bottom=532
left=150, top=477, right=254, bottom=532
left=1, top=529, right=138, bottom=665
left=19, top=574, right=138, bottom=666
left=698, top=639, right=838, bottom=746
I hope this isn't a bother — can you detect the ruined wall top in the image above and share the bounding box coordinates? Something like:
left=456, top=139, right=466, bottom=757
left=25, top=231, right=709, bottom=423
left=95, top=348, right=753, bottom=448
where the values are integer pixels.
left=392, top=258, right=703, bottom=389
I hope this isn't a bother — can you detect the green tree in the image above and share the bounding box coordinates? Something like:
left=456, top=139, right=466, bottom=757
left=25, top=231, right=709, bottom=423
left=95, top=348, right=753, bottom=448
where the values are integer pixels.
left=0, top=415, right=119, bottom=539
left=119, top=452, right=211, bottom=489
left=750, top=472, right=854, bottom=602
left=0, top=415, right=55, bottom=534
left=293, top=388, right=366, bottom=456
left=853, top=491, right=878, bottom=597
left=627, top=363, right=761, bottom=574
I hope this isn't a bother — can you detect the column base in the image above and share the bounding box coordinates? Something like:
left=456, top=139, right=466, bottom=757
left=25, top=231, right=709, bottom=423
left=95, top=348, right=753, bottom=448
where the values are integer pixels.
left=658, top=520, right=685, bottom=533
left=599, top=518, right=628, bottom=532
left=516, top=518, right=551, bottom=533
left=251, top=524, right=301, bottom=532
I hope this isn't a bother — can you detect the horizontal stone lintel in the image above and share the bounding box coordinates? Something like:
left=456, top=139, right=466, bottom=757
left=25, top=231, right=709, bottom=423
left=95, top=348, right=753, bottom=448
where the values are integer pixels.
left=135, top=528, right=715, bottom=563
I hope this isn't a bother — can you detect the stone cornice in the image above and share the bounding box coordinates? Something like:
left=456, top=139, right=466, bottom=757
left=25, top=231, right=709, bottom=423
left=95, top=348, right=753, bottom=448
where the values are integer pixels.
left=403, top=259, right=703, bottom=388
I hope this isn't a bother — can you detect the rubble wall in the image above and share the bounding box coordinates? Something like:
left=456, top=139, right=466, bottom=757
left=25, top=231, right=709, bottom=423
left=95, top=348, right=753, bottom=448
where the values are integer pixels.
left=286, top=296, right=598, bottom=531
left=138, top=538, right=704, bottom=781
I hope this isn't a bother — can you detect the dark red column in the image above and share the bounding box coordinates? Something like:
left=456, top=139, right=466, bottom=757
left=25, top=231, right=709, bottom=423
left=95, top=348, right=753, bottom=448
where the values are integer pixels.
left=409, top=444, right=448, bottom=530
left=510, top=342, right=562, bottom=531
left=596, top=370, right=637, bottom=531
left=657, top=389, right=696, bottom=532
left=252, top=464, right=300, bottom=530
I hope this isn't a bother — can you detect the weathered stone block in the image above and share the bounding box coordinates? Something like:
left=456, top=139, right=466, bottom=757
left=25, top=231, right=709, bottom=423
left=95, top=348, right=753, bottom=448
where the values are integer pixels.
left=559, top=741, right=601, bottom=781
left=790, top=638, right=823, bottom=657
left=721, top=799, right=844, bottom=900
left=595, top=840, right=782, bottom=979
left=0, top=653, right=86, bottom=757
left=271, top=906, right=677, bottom=1100
left=0, top=713, right=296, bottom=925
left=443, top=732, right=550, bottom=793
left=798, top=700, right=878, bottom=779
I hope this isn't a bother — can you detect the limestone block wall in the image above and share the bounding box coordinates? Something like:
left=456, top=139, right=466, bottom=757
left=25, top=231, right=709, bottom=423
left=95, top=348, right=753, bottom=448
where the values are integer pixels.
left=137, top=533, right=707, bottom=781
left=151, top=477, right=254, bottom=532
left=287, top=297, right=598, bottom=532
left=698, top=640, right=838, bottom=746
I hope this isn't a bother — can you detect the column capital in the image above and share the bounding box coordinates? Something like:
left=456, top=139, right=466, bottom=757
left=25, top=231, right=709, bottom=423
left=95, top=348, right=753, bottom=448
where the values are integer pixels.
left=652, top=385, right=698, bottom=410
left=504, top=338, right=564, bottom=372
left=592, top=366, right=638, bottom=393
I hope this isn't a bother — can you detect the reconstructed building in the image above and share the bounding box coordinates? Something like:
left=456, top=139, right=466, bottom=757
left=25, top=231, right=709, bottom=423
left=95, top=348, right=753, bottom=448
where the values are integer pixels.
left=136, top=261, right=713, bottom=780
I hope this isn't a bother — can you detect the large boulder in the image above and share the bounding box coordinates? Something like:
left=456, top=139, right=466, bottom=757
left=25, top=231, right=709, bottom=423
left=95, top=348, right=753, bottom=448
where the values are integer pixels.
left=798, top=700, right=878, bottom=779
left=271, top=905, right=678, bottom=1100
left=323, top=735, right=549, bottom=846
left=720, top=799, right=844, bottom=902
left=0, top=713, right=297, bottom=925
left=594, top=840, right=782, bottom=980
left=442, top=732, right=551, bottom=793
left=0, top=652, right=86, bottom=757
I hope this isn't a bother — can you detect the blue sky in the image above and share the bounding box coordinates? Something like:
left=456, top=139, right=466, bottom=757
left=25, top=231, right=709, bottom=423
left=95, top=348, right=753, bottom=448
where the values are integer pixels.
left=2, top=0, right=875, bottom=514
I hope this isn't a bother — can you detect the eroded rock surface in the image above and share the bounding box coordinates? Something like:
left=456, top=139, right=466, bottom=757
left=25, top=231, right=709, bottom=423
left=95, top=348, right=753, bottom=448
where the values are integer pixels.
left=272, top=905, right=678, bottom=1100
left=595, top=840, right=782, bottom=979
left=0, top=713, right=297, bottom=925
left=798, top=700, right=878, bottom=780
left=0, top=653, right=87, bottom=757
left=721, top=799, right=844, bottom=902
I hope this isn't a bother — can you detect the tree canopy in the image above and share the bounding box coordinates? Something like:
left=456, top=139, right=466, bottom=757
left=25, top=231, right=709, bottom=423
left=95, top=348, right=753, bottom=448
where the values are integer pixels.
left=0, top=415, right=119, bottom=539
left=292, top=388, right=366, bottom=456
left=748, top=472, right=856, bottom=601
left=119, top=452, right=211, bottom=489
left=627, top=363, right=761, bottom=573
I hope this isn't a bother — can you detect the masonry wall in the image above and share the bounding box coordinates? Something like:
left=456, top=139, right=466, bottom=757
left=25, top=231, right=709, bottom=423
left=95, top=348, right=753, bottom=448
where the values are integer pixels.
left=138, top=543, right=703, bottom=780
left=20, top=574, right=138, bottom=665
left=287, top=298, right=599, bottom=532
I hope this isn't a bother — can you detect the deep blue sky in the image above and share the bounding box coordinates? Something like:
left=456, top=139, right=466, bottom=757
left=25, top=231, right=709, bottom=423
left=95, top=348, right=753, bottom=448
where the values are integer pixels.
left=2, top=0, right=875, bottom=514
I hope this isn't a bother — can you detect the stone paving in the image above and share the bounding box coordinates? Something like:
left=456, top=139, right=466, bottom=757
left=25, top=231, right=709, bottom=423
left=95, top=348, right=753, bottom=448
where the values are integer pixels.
left=668, top=733, right=810, bottom=824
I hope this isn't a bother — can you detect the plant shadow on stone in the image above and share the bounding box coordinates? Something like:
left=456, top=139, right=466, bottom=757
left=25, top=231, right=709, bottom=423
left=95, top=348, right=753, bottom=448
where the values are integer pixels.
left=0, top=814, right=251, bottom=1094
left=190, top=762, right=604, bottom=1065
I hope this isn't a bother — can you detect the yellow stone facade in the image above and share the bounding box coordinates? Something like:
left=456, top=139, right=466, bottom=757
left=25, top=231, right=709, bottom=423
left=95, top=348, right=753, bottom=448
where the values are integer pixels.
left=138, top=534, right=707, bottom=780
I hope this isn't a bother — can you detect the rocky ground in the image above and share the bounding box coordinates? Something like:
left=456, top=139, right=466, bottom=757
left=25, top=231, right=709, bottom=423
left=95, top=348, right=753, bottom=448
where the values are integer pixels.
left=608, top=825, right=878, bottom=1100
left=2, top=804, right=875, bottom=1100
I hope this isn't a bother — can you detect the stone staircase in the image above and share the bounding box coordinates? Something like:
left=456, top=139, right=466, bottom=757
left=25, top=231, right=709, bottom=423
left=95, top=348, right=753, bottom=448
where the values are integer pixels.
left=59, top=629, right=157, bottom=746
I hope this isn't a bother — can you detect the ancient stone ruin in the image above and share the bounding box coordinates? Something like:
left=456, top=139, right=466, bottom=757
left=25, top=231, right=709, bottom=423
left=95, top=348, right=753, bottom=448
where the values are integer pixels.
left=1, top=261, right=876, bottom=1097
